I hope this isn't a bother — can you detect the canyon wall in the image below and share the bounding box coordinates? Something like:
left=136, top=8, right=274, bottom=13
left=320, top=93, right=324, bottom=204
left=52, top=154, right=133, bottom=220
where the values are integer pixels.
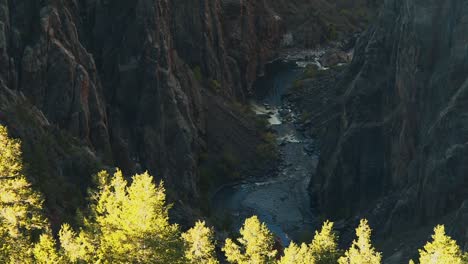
left=270, top=0, right=378, bottom=47
left=0, top=0, right=281, bottom=221
left=311, top=0, right=468, bottom=250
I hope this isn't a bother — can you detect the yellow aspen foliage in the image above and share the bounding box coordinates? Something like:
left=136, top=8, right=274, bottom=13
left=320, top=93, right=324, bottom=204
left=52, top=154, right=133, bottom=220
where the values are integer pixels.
left=0, top=126, right=46, bottom=237
left=59, top=170, right=184, bottom=263
left=338, top=219, right=382, bottom=264
left=278, top=242, right=314, bottom=264
left=278, top=220, right=340, bottom=264
left=0, top=125, right=48, bottom=263
left=182, top=220, right=219, bottom=264
left=58, top=223, right=96, bottom=263
left=0, top=125, right=22, bottom=178
left=412, top=225, right=465, bottom=264
left=223, top=215, right=277, bottom=264
left=33, top=233, right=62, bottom=264
left=310, top=220, right=341, bottom=264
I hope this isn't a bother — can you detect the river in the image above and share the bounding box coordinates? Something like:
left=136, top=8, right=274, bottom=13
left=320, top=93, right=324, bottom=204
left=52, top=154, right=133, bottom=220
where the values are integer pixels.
left=212, top=54, right=323, bottom=245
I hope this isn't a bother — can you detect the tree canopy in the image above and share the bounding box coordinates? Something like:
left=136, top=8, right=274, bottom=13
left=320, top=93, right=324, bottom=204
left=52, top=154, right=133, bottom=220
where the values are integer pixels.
left=338, top=219, right=381, bottom=264
left=278, top=242, right=315, bottom=264
left=0, top=123, right=467, bottom=264
left=59, top=170, right=184, bottom=263
left=223, top=215, right=277, bottom=264
left=182, top=220, right=219, bottom=264
left=412, top=225, right=466, bottom=264
left=0, top=125, right=51, bottom=263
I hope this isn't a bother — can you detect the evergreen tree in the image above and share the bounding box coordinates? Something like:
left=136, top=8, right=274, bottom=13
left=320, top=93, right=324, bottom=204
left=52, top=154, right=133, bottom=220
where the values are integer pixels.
left=58, top=223, right=95, bottom=263
left=278, top=220, right=340, bottom=264
left=338, top=219, right=381, bottom=264
left=33, top=233, right=62, bottom=264
left=59, top=170, right=184, bottom=263
left=412, top=225, right=465, bottom=264
left=310, top=220, right=341, bottom=264
left=0, top=125, right=48, bottom=263
left=278, top=242, right=314, bottom=264
left=0, top=125, right=22, bottom=178
left=0, top=221, right=13, bottom=263
left=182, top=220, right=219, bottom=264
left=223, top=215, right=277, bottom=264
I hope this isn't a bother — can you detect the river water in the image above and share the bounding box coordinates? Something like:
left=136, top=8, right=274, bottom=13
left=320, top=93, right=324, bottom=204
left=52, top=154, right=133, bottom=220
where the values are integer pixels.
left=212, top=57, right=321, bottom=245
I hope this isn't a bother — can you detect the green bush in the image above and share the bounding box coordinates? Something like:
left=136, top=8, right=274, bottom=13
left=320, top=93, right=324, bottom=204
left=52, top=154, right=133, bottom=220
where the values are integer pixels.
left=209, top=79, right=222, bottom=93
left=256, top=132, right=278, bottom=163
left=193, top=66, right=202, bottom=81
left=292, top=80, right=304, bottom=91
left=339, top=9, right=352, bottom=18
left=327, top=23, right=338, bottom=40
left=303, top=65, right=320, bottom=79
left=300, top=111, right=312, bottom=123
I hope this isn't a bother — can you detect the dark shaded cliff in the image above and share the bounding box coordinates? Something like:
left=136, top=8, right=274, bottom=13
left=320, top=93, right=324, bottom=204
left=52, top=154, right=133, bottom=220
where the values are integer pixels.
left=270, top=0, right=379, bottom=47
left=0, top=0, right=282, bottom=223
left=309, top=0, right=468, bottom=253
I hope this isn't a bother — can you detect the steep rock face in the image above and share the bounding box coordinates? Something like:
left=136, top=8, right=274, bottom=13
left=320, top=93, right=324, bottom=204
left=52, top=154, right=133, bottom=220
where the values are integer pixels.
left=78, top=0, right=205, bottom=197
left=312, top=0, right=468, bottom=244
left=171, top=0, right=281, bottom=97
left=222, top=0, right=281, bottom=94
left=269, top=0, right=379, bottom=47
left=0, top=0, right=281, bottom=218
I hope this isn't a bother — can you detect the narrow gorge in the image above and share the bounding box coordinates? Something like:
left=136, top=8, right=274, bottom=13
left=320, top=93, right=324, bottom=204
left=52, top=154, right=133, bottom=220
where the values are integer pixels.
left=0, top=0, right=467, bottom=263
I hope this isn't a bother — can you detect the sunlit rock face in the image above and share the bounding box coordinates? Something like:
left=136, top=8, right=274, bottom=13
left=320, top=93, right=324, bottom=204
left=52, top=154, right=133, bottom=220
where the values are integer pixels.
left=312, top=0, right=468, bottom=243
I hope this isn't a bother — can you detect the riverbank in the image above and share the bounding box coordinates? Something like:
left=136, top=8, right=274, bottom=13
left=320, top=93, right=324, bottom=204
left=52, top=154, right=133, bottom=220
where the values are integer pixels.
left=212, top=78, right=318, bottom=246
left=210, top=48, right=337, bottom=243
left=209, top=42, right=354, bottom=247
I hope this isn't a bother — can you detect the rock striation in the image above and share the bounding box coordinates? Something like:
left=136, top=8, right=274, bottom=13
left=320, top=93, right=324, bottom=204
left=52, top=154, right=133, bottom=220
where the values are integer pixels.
left=310, top=0, right=468, bottom=249
left=0, top=0, right=282, bottom=221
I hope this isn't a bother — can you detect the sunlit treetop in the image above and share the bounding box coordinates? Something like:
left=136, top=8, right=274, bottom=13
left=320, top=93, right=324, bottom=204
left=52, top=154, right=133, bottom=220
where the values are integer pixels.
left=223, top=215, right=277, bottom=264
left=0, top=125, right=49, bottom=263
left=338, top=219, right=381, bottom=264
left=0, top=125, right=23, bottom=178
left=182, top=220, right=219, bottom=264
left=414, top=225, right=465, bottom=264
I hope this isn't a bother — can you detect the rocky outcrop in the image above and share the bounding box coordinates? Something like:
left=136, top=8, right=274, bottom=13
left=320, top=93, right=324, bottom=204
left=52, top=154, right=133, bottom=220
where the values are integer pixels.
left=269, top=0, right=378, bottom=47
left=222, top=0, right=281, bottom=94
left=0, top=0, right=282, bottom=222
left=311, top=0, right=468, bottom=248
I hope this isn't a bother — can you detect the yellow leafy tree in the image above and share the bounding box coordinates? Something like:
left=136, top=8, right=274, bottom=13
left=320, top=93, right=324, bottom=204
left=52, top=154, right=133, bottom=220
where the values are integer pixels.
left=0, top=125, right=50, bottom=263
left=0, top=220, right=12, bottom=263
left=412, top=225, right=465, bottom=264
left=278, top=242, right=314, bottom=264
left=33, top=233, right=62, bottom=264
left=310, top=220, right=341, bottom=264
left=58, top=223, right=95, bottom=262
left=338, top=219, right=381, bottom=264
left=59, top=169, right=184, bottom=263
left=223, top=215, right=277, bottom=264
left=278, top=220, right=340, bottom=264
left=182, top=220, right=219, bottom=264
